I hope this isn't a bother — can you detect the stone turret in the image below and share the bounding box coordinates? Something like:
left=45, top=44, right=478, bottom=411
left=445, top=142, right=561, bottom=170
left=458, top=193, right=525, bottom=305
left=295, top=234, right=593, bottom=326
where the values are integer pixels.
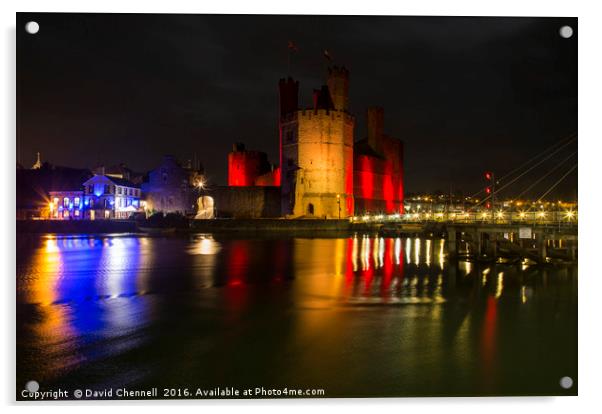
left=327, top=66, right=349, bottom=112
left=278, top=77, right=299, bottom=118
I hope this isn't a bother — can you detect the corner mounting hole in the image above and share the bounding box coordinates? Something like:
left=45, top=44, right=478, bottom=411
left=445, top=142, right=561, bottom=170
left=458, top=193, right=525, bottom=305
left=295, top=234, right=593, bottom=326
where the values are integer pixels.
left=560, top=376, right=573, bottom=389
left=559, top=25, right=573, bottom=39
left=25, top=21, right=39, bottom=34
left=25, top=380, right=39, bottom=392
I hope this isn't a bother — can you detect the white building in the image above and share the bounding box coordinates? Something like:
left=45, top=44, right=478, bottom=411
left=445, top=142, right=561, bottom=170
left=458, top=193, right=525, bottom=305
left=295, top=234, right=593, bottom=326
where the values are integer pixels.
left=82, top=175, right=142, bottom=219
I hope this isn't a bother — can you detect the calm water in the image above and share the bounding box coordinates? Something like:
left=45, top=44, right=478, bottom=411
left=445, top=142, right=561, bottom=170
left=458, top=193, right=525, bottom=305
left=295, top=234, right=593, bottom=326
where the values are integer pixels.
left=16, top=233, right=577, bottom=398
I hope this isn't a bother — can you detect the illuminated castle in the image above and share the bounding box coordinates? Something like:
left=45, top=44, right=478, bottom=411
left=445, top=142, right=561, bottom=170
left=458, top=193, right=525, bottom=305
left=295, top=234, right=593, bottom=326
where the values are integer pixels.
left=226, top=66, right=404, bottom=218
left=279, top=67, right=355, bottom=218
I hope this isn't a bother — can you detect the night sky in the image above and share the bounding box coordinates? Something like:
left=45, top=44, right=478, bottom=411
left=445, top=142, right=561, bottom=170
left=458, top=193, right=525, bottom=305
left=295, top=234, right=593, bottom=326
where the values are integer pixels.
left=17, top=13, right=577, bottom=199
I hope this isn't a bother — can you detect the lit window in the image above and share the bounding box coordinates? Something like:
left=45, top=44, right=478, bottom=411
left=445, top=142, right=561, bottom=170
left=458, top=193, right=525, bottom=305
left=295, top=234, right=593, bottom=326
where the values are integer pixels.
left=74, top=197, right=80, bottom=206
left=53, top=197, right=59, bottom=204
left=63, top=197, right=69, bottom=207
left=118, top=187, right=122, bottom=195
left=74, top=210, right=80, bottom=217
left=63, top=210, right=69, bottom=218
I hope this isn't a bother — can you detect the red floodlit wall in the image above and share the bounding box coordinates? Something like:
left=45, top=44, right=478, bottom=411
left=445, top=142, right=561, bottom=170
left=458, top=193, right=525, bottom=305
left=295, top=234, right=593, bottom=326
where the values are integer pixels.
left=228, top=151, right=266, bottom=187
left=353, top=136, right=404, bottom=214
left=254, top=168, right=281, bottom=187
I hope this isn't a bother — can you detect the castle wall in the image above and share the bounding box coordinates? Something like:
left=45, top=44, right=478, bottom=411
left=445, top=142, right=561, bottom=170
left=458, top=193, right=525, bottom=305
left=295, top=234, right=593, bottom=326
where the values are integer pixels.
left=208, top=186, right=281, bottom=218
left=228, top=149, right=271, bottom=186
left=353, top=135, right=404, bottom=215
left=281, top=109, right=354, bottom=218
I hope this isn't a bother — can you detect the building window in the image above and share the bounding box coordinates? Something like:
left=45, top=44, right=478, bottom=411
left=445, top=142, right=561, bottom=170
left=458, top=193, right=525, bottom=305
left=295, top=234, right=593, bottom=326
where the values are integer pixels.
left=63, top=210, right=70, bottom=218
left=74, top=197, right=80, bottom=206
left=53, top=197, right=59, bottom=204
left=104, top=210, right=110, bottom=219
left=74, top=210, right=80, bottom=217
left=63, top=197, right=69, bottom=207
left=117, top=187, right=122, bottom=195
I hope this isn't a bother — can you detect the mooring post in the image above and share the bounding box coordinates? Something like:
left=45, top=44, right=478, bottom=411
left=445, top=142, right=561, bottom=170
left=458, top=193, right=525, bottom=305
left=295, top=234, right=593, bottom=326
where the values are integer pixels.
left=491, top=233, right=498, bottom=259
left=447, top=225, right=457, bottom=258
left=537, top=233, right=547, bottom=262
left=569, top=240, right=577, bottom=261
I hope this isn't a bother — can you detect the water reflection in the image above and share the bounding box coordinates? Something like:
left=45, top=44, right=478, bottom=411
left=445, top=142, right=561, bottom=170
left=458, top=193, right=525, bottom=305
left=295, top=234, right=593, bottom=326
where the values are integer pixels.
left=16, top=234, right=577, bottom=397
left=17, top=235, right=155, bottom=384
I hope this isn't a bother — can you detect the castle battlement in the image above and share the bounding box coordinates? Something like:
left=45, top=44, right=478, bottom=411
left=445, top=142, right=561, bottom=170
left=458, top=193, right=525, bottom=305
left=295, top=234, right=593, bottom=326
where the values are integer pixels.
left=280, top=108, right=355, bottom=125
left=328, top=65, right=349, bottom=77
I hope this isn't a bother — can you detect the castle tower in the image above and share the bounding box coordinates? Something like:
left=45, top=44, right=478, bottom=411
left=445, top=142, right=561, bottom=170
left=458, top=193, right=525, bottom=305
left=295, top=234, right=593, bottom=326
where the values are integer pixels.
left=280, top=67, right=354, bottom=218
left=326, top=66, right=349, bottom=112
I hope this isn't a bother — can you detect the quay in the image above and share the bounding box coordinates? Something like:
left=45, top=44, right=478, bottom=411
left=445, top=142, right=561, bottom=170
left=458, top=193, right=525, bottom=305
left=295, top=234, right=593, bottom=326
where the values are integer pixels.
left=17, top=218, right=577, bottom=264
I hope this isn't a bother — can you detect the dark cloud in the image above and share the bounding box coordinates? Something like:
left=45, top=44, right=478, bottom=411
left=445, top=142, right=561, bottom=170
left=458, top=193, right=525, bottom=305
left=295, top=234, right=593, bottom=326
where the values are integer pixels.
left=17, top=13, right=577, bottom=199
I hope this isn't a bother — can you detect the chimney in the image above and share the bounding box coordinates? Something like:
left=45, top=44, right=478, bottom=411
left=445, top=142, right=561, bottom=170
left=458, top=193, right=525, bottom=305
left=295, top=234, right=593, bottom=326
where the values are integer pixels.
left=367, top=107, right=384, bottom=155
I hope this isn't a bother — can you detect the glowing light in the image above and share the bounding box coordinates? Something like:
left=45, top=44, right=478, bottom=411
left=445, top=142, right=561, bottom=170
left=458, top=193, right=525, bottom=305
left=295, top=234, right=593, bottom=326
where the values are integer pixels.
left=482, top=268, right=490, bottom=286
left=377, top=237, right=385, bottom=268
left=352, top=236, right=359, bottom=271
left=565, top=210, right=575, bottom=220
left=188, top=235, right=221, bottom=255
left=481, top=212, right=488, bottom=219
left=496, top=211, right=504, bottom=219
left=519, top=211, right=526, bottom=219
left=414, top=238, right=420, bottom=265
left=521, top=286, right=527, bottom=304
left=394, top=238, right=401, bottom=265
left=538, top=211, right=546, bottom=218
left=495, top=272, right=504, bottom=299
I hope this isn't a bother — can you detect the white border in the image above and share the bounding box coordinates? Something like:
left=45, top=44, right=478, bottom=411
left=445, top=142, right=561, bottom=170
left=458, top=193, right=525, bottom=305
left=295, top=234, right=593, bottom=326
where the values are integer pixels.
left=3, top=1, right=601, bottom=412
